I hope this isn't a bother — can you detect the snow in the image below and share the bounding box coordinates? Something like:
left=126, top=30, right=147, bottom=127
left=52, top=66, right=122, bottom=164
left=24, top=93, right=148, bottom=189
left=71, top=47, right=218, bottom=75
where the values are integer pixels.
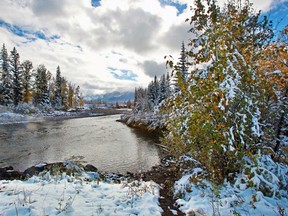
left=174, top=155, right=288, bottom=216
left=0, top=170, right=162, bottom=216
left=0, top=111, right=44, bottom=125
left=0, top=106, right=97, bottom=125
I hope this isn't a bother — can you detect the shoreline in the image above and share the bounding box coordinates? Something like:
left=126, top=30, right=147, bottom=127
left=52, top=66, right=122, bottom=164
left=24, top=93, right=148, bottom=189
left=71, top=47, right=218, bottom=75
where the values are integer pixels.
left=0, top=109, right=185, bottom=215
left=0, top=108, right=132, bottom=125
left=0, top=154, right=184, bottom=216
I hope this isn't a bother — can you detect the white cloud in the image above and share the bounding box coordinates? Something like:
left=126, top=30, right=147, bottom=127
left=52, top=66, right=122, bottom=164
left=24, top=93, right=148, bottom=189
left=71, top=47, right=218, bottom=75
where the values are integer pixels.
left=0, top=0, right=286, bottom=95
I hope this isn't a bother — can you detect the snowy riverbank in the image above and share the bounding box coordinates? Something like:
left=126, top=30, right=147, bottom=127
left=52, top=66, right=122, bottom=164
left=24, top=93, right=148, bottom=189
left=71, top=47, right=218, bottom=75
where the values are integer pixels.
left=0, top=161, right=162, bottom=215
left=1, top=106, right=287, bottom=215
left=0, top=105, right=129, bottom=125
left=0, top=155, right=287, bottom=215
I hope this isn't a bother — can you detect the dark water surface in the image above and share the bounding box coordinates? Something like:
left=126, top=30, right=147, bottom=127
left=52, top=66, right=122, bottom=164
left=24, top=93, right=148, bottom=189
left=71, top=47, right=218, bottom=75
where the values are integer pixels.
left=0, top=115, right=160, bottom=173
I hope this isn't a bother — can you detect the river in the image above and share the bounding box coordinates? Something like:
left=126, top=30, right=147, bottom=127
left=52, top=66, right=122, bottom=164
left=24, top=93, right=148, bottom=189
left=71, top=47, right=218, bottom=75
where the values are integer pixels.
left=0, top=115, right=161, bottom=173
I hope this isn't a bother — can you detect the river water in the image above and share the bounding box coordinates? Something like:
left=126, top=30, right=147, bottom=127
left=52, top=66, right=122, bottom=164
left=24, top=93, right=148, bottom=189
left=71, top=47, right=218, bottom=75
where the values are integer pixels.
left=0, top=115, right=161, bottom=173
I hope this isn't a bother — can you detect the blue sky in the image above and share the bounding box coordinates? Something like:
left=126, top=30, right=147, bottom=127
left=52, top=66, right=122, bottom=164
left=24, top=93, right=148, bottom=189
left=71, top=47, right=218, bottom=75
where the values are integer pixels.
left=0, top=0, right=287, bottom=95
left=264, top=1, right=288, bottom=36
left=0, top=20, right=60, bottom=43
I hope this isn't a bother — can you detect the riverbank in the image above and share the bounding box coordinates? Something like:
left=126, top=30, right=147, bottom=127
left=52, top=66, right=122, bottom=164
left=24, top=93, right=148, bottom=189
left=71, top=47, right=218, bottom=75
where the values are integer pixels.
left=0, top=160, right=162, bottom=215
left=0, top=156, right=185, bottom=216
left=0, top=106, right=131, bottom=125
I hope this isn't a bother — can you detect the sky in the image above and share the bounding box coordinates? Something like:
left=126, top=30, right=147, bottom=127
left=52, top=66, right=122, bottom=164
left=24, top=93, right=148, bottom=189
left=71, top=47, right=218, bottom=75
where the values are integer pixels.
left=0, top=0, right=287, bottom=95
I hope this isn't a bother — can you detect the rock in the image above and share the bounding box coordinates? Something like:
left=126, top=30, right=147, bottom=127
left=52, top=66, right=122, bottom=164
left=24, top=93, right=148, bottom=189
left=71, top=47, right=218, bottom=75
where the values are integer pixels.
left=24, top=165, right=45, bottom=177
left=84, top=164, right=98, bottom=172
left=0, top=167, right=25, bottom=180
left=126, top=171, right=135, bottom=178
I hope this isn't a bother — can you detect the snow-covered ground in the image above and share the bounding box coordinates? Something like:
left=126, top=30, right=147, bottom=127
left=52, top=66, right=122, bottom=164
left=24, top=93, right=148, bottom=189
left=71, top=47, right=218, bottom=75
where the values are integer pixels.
left=0, top=163, right=162, bottom=216
left=174, top=155, right=288, bottom=216
left=0, top=106, right=94, bottom=125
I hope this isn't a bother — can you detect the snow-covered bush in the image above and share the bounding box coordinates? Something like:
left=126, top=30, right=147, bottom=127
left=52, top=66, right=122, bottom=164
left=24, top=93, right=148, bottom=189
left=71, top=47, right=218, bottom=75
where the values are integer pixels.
left=13, top=102, right=39, bottom=114
left=160, top=0, right=287, bottom=184
left=37, top=103, right=54, bottom=113
left=174, top=154, right=288, bottom=215
left=236, top=152, right=288, bottom=198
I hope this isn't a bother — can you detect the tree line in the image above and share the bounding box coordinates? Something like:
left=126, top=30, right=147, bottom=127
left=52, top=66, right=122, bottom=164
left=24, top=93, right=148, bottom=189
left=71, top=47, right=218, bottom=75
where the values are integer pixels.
left=134, top=42, right=188, bottom=114
left=0, top=44, right=84, bottom=112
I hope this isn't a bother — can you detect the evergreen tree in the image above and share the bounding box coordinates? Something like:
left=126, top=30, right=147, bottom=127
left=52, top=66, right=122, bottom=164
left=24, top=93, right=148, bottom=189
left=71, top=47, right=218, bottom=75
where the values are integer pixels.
left=172, top=42, right=189, bottom=92
left=0, top=44, right=13, bottom=105
left=176, top=41, right=188, bottom=82
left=1, top=44, right=9, bottom=75
left=21, top=60, right=33, bottom=103
left=74, top=85, right=81, bottom=108
left=166, top=72, right=171, bottom=97
left=126, top=99, right=132, bottom=109
left=10, top=47, right=23, bottom=106
left=159, top=74, right=167, bottom=103
left=34, top=64, right=50, bottom=106
left=134, top=87, right=149, bottom=113
left=54, top=65, right=62, bottom=107
left=61, top=77, right=69, bottom=110
left=147, top=76, right=160, bottom=108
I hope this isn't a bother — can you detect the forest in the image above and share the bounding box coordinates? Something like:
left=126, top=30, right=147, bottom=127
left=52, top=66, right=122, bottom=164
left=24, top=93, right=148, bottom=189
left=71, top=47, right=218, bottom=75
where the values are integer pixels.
left=0, top=44, right=84, bottom=113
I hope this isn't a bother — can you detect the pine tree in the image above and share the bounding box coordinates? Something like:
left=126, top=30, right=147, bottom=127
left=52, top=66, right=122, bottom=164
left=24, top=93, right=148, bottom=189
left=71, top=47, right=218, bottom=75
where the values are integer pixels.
left=74, top=85, right=81, bottom=108
left=61, top=77, right=69, bottom=110
left=54, top=65, right=62, bottom=107
left=159, top=74, right=167, bottom=103
left=21, top=60, right=33, bottom=103
left=176, top=41, right=188, bottom=82
left=147, top=76, right=160, bottom=108
left=10, top=47, right=23, bottom=106
left=0, top=44, right=13, bottom=105
left=34, top=65, right=50, bottom=107
left=166, top=72, right=171, bottom=97
left=171, top=42, right=189, bottom=93
left=134, top=87, right=149, bottom=113
left=0, top=68, right=3, bottom=102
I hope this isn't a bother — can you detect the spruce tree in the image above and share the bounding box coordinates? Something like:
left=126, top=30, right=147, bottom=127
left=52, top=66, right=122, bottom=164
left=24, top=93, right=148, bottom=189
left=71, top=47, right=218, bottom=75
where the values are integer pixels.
left=177, top=41, right=188, bottom=82
left=134, top=87, right=149, bottom=114
left=74, top=85, right=81, bottom=108
left=0, top=44, right=13, bottom=105
left=147, top=76, right=160, bottom=108
left=166, top=72, right=171, bottom=97
left=159, top=74, right=167, bottom=103
left=34, top=65, right=50, bottom=106
left=54, top=65, right=62, bottom=107
left=172, top=42, right=188, bottom=93
left=10, top=47, right=23, bottom=106
left=60, top=77, right=68, bottom=110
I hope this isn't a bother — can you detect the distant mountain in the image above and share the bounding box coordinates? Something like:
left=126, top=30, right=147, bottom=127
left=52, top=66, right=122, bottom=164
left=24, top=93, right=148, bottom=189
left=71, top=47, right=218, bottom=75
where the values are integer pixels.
left=85, top=91, right=134, bottom=103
